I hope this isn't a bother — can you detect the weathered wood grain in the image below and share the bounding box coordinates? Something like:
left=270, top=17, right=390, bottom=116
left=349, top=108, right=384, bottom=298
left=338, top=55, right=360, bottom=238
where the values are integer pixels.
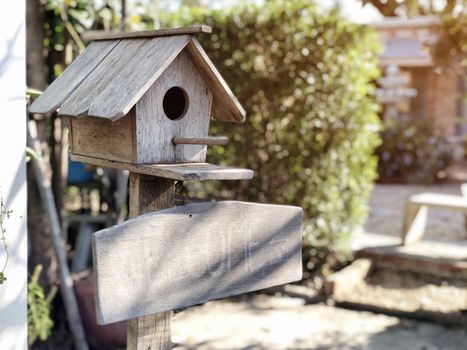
left=29, top=40, right=119, bottom=114
left=126, top=174, right=175, bottom=350
left=128, top=175, right=175, bottom=217
left=186, top=38, right=246, bottom=124
left=135, top=50, right=212, bottom=163
left=71, top=154, right=254, bottom=181
left=127, top=313, right=171, bottom=350
left=83, top=26, right=212, bottom=41
left=59, top=36, right=190, bottom=119
left=33, top=33, right=246, bottom=126
left=92, top=201, right=303, bottom=324
left=70, top=108, right=136, bottom=163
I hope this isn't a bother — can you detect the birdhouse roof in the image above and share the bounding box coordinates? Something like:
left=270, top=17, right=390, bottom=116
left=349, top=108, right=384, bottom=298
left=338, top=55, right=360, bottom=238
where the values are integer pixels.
left=29, top=26, right=246, bottom=123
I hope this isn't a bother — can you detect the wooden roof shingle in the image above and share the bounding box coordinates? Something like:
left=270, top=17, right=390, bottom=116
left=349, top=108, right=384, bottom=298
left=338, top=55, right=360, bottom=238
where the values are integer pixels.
left=30, top=27, right=246, bottom=123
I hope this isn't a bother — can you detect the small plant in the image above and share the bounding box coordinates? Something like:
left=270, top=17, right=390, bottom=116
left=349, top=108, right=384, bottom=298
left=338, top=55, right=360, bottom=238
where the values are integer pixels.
left=377, top=116, right=453, bottom=184
left=28, top=264, right=57, bottom=345
left=0, top=197, right=12, bottom=284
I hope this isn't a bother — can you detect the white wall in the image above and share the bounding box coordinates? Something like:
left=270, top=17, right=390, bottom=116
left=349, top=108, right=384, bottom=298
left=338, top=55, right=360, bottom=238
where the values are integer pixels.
left=0, top=1, right=28, bottom=349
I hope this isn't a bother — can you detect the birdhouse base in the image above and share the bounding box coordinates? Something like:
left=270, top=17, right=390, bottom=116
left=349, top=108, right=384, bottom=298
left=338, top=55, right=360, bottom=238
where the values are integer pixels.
left=71, top=154, right=254, bottom=181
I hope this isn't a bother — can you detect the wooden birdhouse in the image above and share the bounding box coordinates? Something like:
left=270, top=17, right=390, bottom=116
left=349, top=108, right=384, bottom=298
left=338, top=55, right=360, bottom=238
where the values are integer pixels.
left=30, top=26, right=248, bottom=178
left=29, top=27, right=303, bottom=349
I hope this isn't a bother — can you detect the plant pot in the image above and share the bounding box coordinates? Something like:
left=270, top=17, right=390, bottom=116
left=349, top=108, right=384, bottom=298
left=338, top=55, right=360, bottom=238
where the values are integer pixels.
left=74, top=272, right=127, bottom=348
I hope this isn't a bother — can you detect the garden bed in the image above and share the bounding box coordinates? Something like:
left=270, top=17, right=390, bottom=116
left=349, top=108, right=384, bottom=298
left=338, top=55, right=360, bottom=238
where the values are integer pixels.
left=328, top=266, right=467, bottom=327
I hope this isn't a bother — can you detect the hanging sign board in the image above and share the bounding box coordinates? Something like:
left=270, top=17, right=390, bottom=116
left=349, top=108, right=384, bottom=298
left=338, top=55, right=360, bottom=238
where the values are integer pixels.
left=92, top=201, right=303, bottom=324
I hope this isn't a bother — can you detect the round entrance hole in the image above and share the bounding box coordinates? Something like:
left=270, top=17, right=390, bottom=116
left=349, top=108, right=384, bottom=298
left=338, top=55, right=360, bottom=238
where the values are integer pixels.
left=162, top=86, right=189, bottom=120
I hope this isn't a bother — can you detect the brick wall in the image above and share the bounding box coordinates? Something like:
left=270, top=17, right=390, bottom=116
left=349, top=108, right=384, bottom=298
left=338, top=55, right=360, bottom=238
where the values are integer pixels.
left=426, top=65, right=460, bottom=136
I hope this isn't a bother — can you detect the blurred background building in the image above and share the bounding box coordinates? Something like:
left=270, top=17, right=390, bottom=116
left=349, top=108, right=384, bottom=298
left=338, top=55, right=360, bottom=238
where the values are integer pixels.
left=374, top=15, right=466, bottom=141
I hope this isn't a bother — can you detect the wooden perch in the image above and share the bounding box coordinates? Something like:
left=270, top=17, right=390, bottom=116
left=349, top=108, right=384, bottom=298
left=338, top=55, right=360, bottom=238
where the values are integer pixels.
left=172, top=136, right=228, bottom=146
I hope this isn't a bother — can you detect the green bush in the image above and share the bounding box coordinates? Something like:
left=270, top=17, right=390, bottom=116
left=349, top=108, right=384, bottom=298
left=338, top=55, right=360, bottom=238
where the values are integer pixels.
left=164, top=0, right=381, bottom=273
left=377, top=116, right=453, bottom=184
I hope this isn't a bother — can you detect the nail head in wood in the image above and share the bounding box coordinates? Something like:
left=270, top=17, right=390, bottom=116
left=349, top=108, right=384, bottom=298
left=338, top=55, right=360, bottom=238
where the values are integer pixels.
left=172, top=136, right=229, bottom=146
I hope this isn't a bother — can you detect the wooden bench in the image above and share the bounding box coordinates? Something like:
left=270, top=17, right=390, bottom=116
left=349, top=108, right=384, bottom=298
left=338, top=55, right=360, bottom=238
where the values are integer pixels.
left=402, top=185, right=467, bottom=245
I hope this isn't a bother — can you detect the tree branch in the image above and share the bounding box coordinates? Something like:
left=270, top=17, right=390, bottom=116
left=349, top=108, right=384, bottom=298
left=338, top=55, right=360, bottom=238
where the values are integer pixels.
left=364, top=0, right=400, bottom=17
left=59, top=3, right=85, bottom=52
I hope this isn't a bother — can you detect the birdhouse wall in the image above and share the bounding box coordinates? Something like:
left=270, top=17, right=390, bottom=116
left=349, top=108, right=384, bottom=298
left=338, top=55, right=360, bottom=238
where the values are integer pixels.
left=69, top=108, right=136, bottom=163
left=135, top=50, right=213, bottom=164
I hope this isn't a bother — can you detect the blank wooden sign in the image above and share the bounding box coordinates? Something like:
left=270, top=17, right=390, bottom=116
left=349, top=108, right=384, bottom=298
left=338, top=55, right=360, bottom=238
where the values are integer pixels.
left=92, top=201, right=303, bottom=324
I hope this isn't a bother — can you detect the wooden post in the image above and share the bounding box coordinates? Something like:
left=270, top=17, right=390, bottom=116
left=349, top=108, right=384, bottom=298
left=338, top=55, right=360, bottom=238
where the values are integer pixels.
left=127, top=173, right=175, bottom=350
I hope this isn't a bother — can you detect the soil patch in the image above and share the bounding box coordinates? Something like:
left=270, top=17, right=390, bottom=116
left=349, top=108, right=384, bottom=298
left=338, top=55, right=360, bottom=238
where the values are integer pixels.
left=172, top=294, right=467, bottom=349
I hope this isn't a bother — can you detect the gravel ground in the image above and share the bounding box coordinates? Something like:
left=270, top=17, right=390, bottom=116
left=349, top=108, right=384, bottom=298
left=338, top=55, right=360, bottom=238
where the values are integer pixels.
left=172, top=295, right=467, bottom=350
left=365, top=184, right=466, bottom=241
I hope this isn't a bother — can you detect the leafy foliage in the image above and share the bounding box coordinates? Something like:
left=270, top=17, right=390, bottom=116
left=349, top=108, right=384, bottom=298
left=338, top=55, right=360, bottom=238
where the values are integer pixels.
left=377, top=116, right=452, bottom=184
left=28, top=265, right=57, bottom=345
left=362, top=0, right=463, bottom=18
left=0, top=198, right=12, bottom=284
left=164, top=0, right=382, bottom=272
left=43, top=0, right=130, bottom=80
left=434, top=11, right=467, bottom=69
